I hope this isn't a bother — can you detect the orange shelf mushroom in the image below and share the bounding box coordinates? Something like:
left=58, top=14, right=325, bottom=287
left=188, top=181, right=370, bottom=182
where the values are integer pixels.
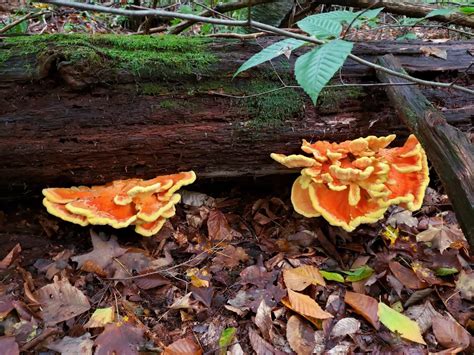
left=271, top=135, right=429, bottom=231
left=42, top=171, right=196, bottom=236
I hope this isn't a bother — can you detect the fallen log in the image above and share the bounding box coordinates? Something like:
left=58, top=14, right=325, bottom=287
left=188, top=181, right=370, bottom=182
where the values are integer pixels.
left=0, top=35, right=472, bottom=193
left=377, top=54, right=474, bottom=246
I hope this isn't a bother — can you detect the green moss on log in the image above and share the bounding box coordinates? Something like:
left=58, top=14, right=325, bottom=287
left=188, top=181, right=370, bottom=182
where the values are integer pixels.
left=318, top=86, right=364, bottom=110
left=1, top=34, right=216, bottom=79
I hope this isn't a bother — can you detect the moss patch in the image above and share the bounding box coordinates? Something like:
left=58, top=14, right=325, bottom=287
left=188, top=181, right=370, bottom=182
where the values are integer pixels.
left=242, top=81, right=303, bottom=127
left=1, top=34, right=216, bottom=79
left=317, top=86, right=364, bottom=111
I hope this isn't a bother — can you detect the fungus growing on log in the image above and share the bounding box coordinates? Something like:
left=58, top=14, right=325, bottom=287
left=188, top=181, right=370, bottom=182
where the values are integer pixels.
left=42, top=171, right=196, bottom=236
left=271, top=135, right=429, bottom=231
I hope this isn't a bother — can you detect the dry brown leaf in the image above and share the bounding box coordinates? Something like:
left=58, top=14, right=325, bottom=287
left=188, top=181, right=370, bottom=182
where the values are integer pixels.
left=169, top=292, right=194, bottom=310
left=0, top=336, right=19, bottom=355
left=94, top=321, right=144, bottom=355
left=405, top=301, right=441, bottom=333
left=283, top=265, right=326, bottom=291
left=211, top=245, right=249, bottom=271
left=330, top=317, right=360, bottom=338
left=255, top=299, right=272, bottom=341
left=286, top=315, right=316, bottom=355
left=455, top=270, right=474, bottom=301
left=432, top=315, right=471, bottom=351
left=34, top=276, right=90, bottom=325
left=248, top=327, right=285, bottom=355
left=344, top=291, right=380, bottom=329
left=389, top=261, right=428, bottom=290
left=287, top=289, right=333, bottom=319
left=72, top=231, right=127, bottom=277
left=420, top=46, right=448, bottom=60
left=0, top=244, right=21, bottom=269
left=47, top=333, right=94, bottom=355
left=207, top=209, right=233, bottom=241
left=133, top=273, right=170, bottom=290
left=416, top=225, right=467, bottom=254
left=163, top=337, right=203, bottom=355
left=0, top=295, right=14, bottom=319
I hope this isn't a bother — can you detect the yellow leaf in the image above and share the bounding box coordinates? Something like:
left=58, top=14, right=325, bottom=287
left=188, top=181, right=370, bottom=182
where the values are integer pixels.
left=382, top=226, right=399, bottom=245
left=283, top=265, right=326, bottom=291
left=378, top=302, right=426, bottom=344
left=85, top=307, right=115, bottom=328
left=186, top=268, right=210, bottom=288
left=287, top=289, right=333, bottom=320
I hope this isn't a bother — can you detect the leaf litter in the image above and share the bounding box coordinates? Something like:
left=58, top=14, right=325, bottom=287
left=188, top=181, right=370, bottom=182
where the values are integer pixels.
left=0, top=183, right=472, bottom=353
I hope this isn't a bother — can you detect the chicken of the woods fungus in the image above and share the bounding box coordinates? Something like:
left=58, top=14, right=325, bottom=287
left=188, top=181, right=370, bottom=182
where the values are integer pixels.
left=271, top=134, right=429, bottom=231
left=42, top=171, right=196, bottom=237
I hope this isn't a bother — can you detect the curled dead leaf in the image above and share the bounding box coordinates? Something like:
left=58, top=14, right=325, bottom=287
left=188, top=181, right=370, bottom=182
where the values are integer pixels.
left=432, top=315, right=471, bottom=351
left=344, top=291, right=380, bottom=329
left=163, top=337, right=203, bottom=355
left=283, top=265, right=326, bottom=291
left=286, top=289, right=333, bottom=320
left=286, top=315, right=316, bottom=355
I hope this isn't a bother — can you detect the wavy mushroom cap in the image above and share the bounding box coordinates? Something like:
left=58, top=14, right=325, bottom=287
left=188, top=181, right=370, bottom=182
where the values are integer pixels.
left=42, top=171, right=196, bottom=236
left=271, top=135, right=429, bottom=231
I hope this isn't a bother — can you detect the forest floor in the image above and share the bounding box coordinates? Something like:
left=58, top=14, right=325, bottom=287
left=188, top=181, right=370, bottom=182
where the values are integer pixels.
left=0, top=176, right=472, bottom=354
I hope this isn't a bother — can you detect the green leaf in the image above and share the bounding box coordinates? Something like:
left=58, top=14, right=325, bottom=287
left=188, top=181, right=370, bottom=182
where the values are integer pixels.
left=351, top=8, right=384, bottom=28
left=378, top=302, right=426, bottom=344
left=1, top=20, right=28, bottom=34
left=436, top=267, right=459, bottom=276
left=425, top=8, right=456, bottom=18
left=320, top=270, right=345, bottom=283
left=399, top=17, right=422, bottom=26
left=342, top=265, right=374, bottom=282
left=397, top=32, right=418, bottom=41
left=297, top=15, right=342, bottom=39
left=218, top=327, right=236, bottom=355
left=459, top=6, right=474, bottom=15
left=234, top=38, right=306, bottom=77
left=318, top=10, right=359, bottom=24
left=357, top=8, right=384, bottom=21
left=294, top=39, right=353, bottom=104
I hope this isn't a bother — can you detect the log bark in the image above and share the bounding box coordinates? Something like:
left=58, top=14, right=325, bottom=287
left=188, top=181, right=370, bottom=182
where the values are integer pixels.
left=317, top=0, right=474, bottom=29
left=0, top=35, right=472, bottom=194
left=376, top=54, right=474, bottom=246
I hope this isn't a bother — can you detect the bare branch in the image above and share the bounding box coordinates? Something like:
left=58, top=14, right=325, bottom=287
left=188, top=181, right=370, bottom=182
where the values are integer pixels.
left=0, top=10, right=50, bottom=34
left=168, top=0, right=274, bottom=35
left=33, top=0, right=474, bottom=95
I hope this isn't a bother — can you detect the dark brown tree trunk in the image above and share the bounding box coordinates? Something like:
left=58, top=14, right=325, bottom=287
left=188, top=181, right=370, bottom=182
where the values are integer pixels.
left=376, top=54, right=474, bottom=246
left=0, top=36, right=472, bottom=194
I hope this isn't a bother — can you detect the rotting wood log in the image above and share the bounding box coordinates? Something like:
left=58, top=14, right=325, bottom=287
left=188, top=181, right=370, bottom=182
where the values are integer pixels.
left=0, top=35, right=472, bottom=194
left=376, top=54, right=474, bottom=246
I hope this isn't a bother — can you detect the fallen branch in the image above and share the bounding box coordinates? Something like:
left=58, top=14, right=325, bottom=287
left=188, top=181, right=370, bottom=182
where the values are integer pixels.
left=34, top=0, right=474, bottom=96
left=0, top=11, right=49, bottom=34
left=168, top=0, right=274, bottom=35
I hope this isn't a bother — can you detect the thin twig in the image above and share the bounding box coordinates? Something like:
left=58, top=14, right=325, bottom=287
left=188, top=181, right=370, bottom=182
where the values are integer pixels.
left=342, top=3, right=376, bottom=39
left=0, top=10, right=50, bottom=34
left=207, top=82, right=418, bottom=99
left=35, top=0, right=474, bottom=96
left=361, top=24, right=474, bottom=37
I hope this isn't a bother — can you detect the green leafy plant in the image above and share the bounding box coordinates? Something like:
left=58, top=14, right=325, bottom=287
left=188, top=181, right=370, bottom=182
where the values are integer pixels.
left=234, top=9, right=382, bottom=104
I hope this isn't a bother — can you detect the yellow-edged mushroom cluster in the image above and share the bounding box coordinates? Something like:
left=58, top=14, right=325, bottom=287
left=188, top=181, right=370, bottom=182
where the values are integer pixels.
left=271, top=135, right=429, bottom=231
left=42, top=171, right=196, bottom=236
